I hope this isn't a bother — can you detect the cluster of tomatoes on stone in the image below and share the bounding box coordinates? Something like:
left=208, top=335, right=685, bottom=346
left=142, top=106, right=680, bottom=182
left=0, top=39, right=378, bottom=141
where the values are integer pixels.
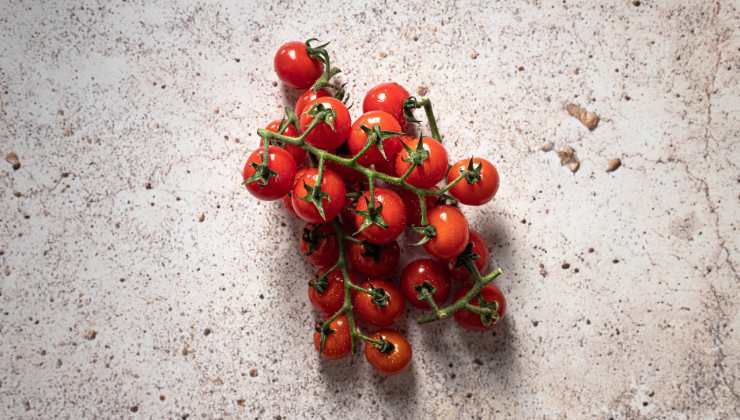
left=242, top=40, right=506, bottom=375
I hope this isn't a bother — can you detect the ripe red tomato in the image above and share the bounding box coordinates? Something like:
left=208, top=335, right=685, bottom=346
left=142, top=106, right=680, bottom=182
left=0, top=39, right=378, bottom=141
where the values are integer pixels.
left=347, top=111, right=403, bottom=173
left=362, top=82, right=411, bottom=127
left=347, top=240, right=400, bottom=277
left=300, top=223, right=339, bottom=269
left=299, top=97, right=351, bottom=151
left=291, top=167, right=346, bottom=223
left=400, top=258, right=451, bottom=309
left=314, top=314, right=352, bottom=359
left=396, top=188, right=437, bottom=227
left=453, top=284, right=506, bottom=331
left=364, top=330, right=412, bottom=375
left=274, top=41, right=323, bottom=89
left=264, top=120, right=306, bottom=165
left=448, top=230, right=489, bottom=282
left=295, top=88, right=331, bottom=116
left=447, top=157, right=500, bottom=205
left=423, top=205, right=469, bottom=259
left=308, top=268, right=348, bottom=315
left=394, top=136, right=449, bottom=188
left=242, top=146, right=297, bottom=201
left=353, top=279, right=405, bottom=327
left=353, top=188, right=406, bottom=245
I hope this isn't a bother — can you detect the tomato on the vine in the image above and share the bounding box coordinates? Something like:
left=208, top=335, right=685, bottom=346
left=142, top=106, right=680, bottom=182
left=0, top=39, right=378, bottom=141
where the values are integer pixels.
left=447, top=157, right=500, bottom=205
left=396, top=188, right=437, bottom=227
left=308, top=268, right=348, bottom=315
left=299, top=97, right=351, bottom=151
left=242, top=146, right=297, bottom=201
left=353, top=188, right=406, bottom=245
left=448, top=230, right=489, bottom=282
left=394, top=136, right=448, bottom=188
left=326, top=143, right=365, bottom=185
left=300, top=223, right=339, bottom=269
left=423, top=205, right=469, bottom=259
left=353, top=279, right=405, bottom=327
left=364, top=330, right=412, bottom=375
left=453, top=284, right=506, bottom=331
left=347, top=111, right=403, bottom=173
left=291, top=167, right=346, bottom=223
left=362, top=82, right=411, bottom=127
left=347, top=240, right=400, bottom=277
left=314, top=314, right=352, bottom=359
left=264, top=120, right=306, bottom=165
left=400, top=258, right=451, bottom=309
left=274, top=41, right=323, bottom=89
left=295, top=88, right=331, bottom=116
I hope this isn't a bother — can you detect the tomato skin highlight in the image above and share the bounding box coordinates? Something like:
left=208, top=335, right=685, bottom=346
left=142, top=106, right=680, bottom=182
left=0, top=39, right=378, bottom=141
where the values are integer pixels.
left=314, top=314, right=352, bottom=359
left=295, top=88, right=331, bottom=116
left=347, top=111, right=403, bottom=172
left=353, top=279, right=405, bottom=327
left=423, top=205, right=469, bottom=260
left=400, top=258, right=451, bottom=309
left=299, top=97, right=351, bottom=151
left=347, top=240, right=400, bottom=278
left=264, top=120, right=306, bottom=165
left=300, top=223, right=339, bottom=269
left=447, top=157, right=500, bottom=205
left=291, top=167, right=346, bottom=223
left=364, top=330, right=412, bottom=375
left=243, top=146, right=297, bottom=201
left=453, top=284, right=506, bottom=331
left=353, top=188, right=407, bottom=245
left=394, top=136, right=449, bottom=188
left=308, top=268, right=348, bottom=315
left=448, top=230, right=489, bottom=282
left=362, top=82, right=411, bottom=127
left=274, top=41, right=323, bottom=89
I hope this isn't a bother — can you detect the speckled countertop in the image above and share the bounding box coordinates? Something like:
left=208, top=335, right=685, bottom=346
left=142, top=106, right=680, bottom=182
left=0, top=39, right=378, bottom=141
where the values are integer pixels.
left=1, top=1, right=738, bottom=419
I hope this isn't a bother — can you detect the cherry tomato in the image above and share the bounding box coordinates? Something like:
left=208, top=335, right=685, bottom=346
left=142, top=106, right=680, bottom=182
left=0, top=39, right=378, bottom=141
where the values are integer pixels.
left=362, top=82, right=411, bottom=127
left=453, top=284, right=506, bottom=331
left=364, top=330, right=412, bottom=375
left=300, top=223, right=339, bottom=269
left=353, top=188, right=406, bottom=245
left=295, top=88, right=331, bottom=116
left=291, top=167, right=346, bottom=223
left=314, top=314, right=352, bottom=359
left=299, top=97, right=351, bottom=151
left=353, top=279, right=405, bottom=327
left=274, top=41, right=323, bottom=89
left=347, top=240, right=400, bottom=277
left=400, top=258, right=451, bottom=309
left=448, top=230, right=489, bottom=282
left=264, top=120, right=306, bottom=165
left=347, top=111, right=403, bottom=173
left=447, top=157, right=500, bottom=205
left=308, top=268, right=348, bottom=315
left=242, top=146, right=297, bottom=201
left=423, top=205, right=469, bottom=259
left=396, top=188, right=437, bottom=227
left=394, top=136, right=448, bottom=188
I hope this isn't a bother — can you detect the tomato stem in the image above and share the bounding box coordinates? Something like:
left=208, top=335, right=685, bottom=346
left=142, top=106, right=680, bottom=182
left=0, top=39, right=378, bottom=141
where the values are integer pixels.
left=418, top=266, right=503, bottom=324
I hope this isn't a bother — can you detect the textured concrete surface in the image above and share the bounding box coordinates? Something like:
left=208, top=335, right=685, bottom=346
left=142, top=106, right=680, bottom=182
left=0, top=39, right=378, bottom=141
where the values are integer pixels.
left=1, top=0, right=739, bottom=418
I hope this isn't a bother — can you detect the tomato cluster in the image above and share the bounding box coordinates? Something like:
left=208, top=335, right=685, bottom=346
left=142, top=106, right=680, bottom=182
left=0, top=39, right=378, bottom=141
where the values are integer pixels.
left=244, top=39, right=507, bottom=375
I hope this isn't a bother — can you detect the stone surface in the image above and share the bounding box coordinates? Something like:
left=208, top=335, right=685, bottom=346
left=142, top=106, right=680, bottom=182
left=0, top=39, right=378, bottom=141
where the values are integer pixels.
left=1, top=1, right=739, bottom=418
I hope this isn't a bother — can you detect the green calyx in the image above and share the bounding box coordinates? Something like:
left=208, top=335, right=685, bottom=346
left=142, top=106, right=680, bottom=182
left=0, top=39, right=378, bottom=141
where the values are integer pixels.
left=462, top=158, right=483, bottom=185
left=477, top=298, right=500, bottom=327
left=453, top=242, right=480, bottom=268
left=305, top=38, right=342, bottom=92
left=315, top=323, right=334, bottom=354
left=244, top=160, right=276, bottom=187
left=300, top=181, right=329, bottom=220
left=307, top=103, right=337, bottom=131
left=402, top=96, right=422, bottom=123
left=309, top=271, right=330, bottom=294
left=359, top=241, right=383, bottom=262
left=369, top=287, right=389, bottom=307
left=401, top=133, right=430, bottom=166
left=302, top=224, right=328, bottom=256
left=359, top=124, right=405, bottom=161
left=412, top=224, right=437, bottom=246
left=354, top=197, right=387, bottom=235
left=414, top=281, right=437, bottom=301
left=375, top=338, right=394, bottom=354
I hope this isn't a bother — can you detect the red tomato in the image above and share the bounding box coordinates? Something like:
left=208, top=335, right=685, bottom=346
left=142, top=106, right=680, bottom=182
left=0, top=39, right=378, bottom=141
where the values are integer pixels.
left=300, top=223, right=339, bottom=269
left=347, top=240, right=400, bottom=277
left=242, top=146, right=297, bottom=201
left=453, top=284, right=506, bottom=331
left=423, top=205, right=469, bottom=259
left=400, top=258, right=451, bottom=309
left=362, top=82, right=411, bottom=127
left=353, top=188, right=406, bottom=245
left=396, top=188, right=437, bottom=227
left=314, top=314, right=352, bottom=359
left=295, top=88, right=331, bottom=116
left=264, top=120, right=306, bottom=165
left=347, top=111, right=403, bottom=173
left=299, top=97, right=351, bottom=151
left=308, top=268, right=347, bottom=315
left=447, top=157, right=500, bottom=205
left=274, top=41, right=323, bottom=89
left=394, top=136, right=449, bottom=188
left=353, top=279, right=405, bottom=327
left=364, top=330, right=412, bottom=375
left=291, top=167, right=346, bottom=223
left=448, top=230, right=489, bottom=282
